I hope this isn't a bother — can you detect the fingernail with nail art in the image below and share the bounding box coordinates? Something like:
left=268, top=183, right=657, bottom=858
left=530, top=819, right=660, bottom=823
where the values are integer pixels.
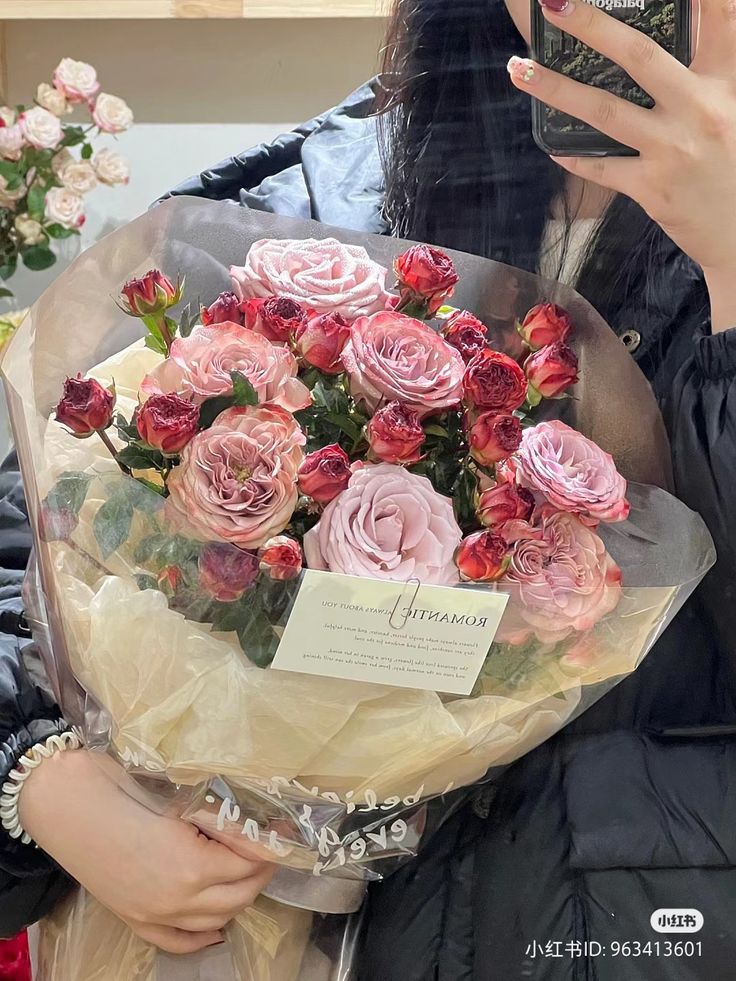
left=507, top=57, right=538, bottom=85
left=539, top=0, right=574, bottom=14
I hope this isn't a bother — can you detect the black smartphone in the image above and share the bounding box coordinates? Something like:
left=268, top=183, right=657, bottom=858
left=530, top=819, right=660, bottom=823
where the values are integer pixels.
left=531, top=0, right=692, bottom=156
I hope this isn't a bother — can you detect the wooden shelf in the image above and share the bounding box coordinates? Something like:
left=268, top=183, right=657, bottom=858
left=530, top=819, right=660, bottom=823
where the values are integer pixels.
left=0, top=0, right=387, bottom=17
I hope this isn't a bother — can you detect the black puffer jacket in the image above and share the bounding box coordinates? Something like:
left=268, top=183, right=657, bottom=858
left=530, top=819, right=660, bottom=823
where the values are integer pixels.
left=2, top=83, right=736, bottom=981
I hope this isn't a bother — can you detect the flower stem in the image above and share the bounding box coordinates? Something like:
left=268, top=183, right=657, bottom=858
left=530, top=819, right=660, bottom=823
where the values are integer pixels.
left=97, top=429, right=131, bottom=475
left=65, top=537, right=112, bottom=578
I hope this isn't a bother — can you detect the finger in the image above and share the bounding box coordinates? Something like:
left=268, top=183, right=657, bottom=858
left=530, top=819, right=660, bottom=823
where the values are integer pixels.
left=127, top=921, right=224, bottom=955
left=199, top=863, right=276, bottom=917
left=507, top=56, right=658, bottom=150
left=692, top=0, right=736, bottom=72
left=540, top=0, right=693, bottom=105
left=552, top=154, right=643, bottom=197
left=196, top=833, right=273, bottom=886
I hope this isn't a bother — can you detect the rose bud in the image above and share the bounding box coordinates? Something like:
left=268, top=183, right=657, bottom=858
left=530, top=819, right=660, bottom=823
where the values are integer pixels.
left=442, top=310, right=489, bottom=363
left=119, top=269, right=181, bottom=318
left=468, top=412, right=523, bottom=467
left=202, top=290, right=244, bottom=327
left=199, top=543, right=259, bottom=603
left=518, top=303, right=572, bottom=350
left=136, top=393, right=199, bottom=455
left=367, top=401, right=426, bottom=466
left=258, top=535, right=303, bottom=581
left=55, top=375, right=115, bottom=437
left=39, top=503, right=79, bottom=543
left=295, top=312, right=352, bottom=374
left=477, top=482, right=535, bottom=530
left=158, top=565, right=184, bottom=598
left=395, top=245, right=460, bottom=317
left=463, top=349, right=528, bottom=414
left=456, top=530, right=511, bottom=583
left=243, top=296, right=308, bottom=344
left=525, top=341, right=580, bottom=404
left=298, top=444, right=352, bottom=505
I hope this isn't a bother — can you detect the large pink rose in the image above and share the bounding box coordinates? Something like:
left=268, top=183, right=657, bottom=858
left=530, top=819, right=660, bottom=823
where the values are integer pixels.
left=342, top=312, right=465, bottom=417
left=141, top=321, right=311, bottom=413
left=304, top=463, right=462, bottom=585
left=502, top=508, right=623, bottom=643
left=516, top=420, right=630, bottom=524
left=230, top=237, right=392, bottom=319
left=166, top=404, right=305, bottom=550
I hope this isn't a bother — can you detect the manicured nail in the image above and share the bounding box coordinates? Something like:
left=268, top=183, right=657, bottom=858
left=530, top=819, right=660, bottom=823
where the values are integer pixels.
left=539, top=0, right=574, bottom=14
left=507, top=57, right=538, bottom=85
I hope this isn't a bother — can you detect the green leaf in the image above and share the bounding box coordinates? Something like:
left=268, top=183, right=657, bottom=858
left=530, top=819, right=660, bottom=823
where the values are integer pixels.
left=81, top=143, right=93, bottom=160
left=93, top=497, right=134, bottom=558
left=231, top=370, right=258, bottom=407
left=134, top=534, right=170, bottom=567
left=0, top=161, right=19, bottom=182
left=45, top=223, right=77, bottom=241
left=21, top=245, right=56, bottom=272
left=144, top=334, right=168, bottom=356
left=326, top=412, right=362, bottom=443
left=424, top=424, right=449, bottom=439
left=115, top=413, right=139, bottom=444
left=123, top=477, right=166, bottom=513
left=26, top=184, right=47, bottom=222
left=0, top=255, right=18, bottom=281
left=0, top=288, right=13, bottom=299
left=45, top=472, right=93, bottom=515
left=198, top=395, right=235, bottom=430
left=135, top=574, right=159, bottom=593
left=116, top=444, right=163, bottom=471
left=60, top=126, right=86, bottom=148
left=178, top=301, right=199, bottom=338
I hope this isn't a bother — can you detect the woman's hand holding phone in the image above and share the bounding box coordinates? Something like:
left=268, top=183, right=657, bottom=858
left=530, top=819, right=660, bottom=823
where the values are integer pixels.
left=508, top=0, right=736, bottom=331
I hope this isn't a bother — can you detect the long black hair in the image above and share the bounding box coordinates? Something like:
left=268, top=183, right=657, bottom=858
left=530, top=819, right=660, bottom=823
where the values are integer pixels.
left=376, top=0, right=703, bottom=337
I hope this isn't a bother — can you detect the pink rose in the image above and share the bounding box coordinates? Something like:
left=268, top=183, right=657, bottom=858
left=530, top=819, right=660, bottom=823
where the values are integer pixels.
left=0, top=124, right=24, bottom=162
left=477, top=482, right=534, bottom=529
left=202, top=291, right=244, bottom=327
left=259, top=536, right=303, bottom=581
left=304, top=463, right=462, bottom=585
left=53, top=58, right=100, bottom=103
left=298, top=444, right=352, bottom=504
left=199, top=543, right=259, bottom=602
left=342, top=312, right=465, bottom=417
left=518, top=303, right=573, bottom=350
left=395, top=245, right=459, bottom=317
left=502, top=509, right=623, bottom=642
left=19, top=107, right=62, bottom=150
left=242, top=296, right=308, bottom=343
left=120, top=269, right=180, bottom=318
left=166, top=404, right=305, bottom=550
left=367, top=401, right=426, bottom=465
left=141, top=322, right=311, bottom=414
left=295, top=312, right=352, bottom=374
left=468, top=412, right=522, bottom=467
left=525, top=342, right=579, bottom=402
left=516, top=421, right=630, bottom=524
left=230, top=237, right=392, bottom=319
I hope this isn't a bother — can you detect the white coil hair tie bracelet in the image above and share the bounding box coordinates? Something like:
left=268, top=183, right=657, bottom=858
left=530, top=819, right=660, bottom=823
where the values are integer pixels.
left=1, top=729, right=83, bottom=846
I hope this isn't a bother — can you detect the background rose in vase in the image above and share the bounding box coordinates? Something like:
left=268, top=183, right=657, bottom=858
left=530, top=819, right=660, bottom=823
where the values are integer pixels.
left=0, top=57, right=133, bottom=294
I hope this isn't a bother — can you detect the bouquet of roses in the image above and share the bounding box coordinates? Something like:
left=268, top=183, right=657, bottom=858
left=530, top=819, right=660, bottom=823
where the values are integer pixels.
left=1, top=199, right=713, bottom=980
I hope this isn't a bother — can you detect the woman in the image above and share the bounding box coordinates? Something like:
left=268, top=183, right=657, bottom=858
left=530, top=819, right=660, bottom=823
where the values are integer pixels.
left=2, top=0, right=735, bottom=975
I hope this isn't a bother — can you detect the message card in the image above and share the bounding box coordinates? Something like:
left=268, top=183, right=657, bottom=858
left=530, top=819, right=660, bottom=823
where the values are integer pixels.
left=272, top=571, right=508, bottom=696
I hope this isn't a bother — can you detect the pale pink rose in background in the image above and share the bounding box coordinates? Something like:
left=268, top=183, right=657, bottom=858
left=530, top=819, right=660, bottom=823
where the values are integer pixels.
left=14, top=215, right=44, bottom=246
left=56, top=159, right=97, bottom=195
left=0, top=124, right=24, bottom=162
left=0, top=177, right=26, bottom=211
left=231, top=237, right=392, bottom=319
left=93, top=148, right=130, bottom=186
left=304, top=463, right=462, bottom=585
left=44, top=186, right=85, bottom=229
left=342, top=311, right=465, bottom=417
left=141, top=321, right=311, bottom=413
left=516, top=421, right=630, bottom=524
left=92, top=93, right=134, bottom=134
left=53, top=58, right=100, bottom=103
left=166, top=404, right=305, bottom=550
left=0, top=107, right=15, bottom=126
left=36, top=82, right=70, bottom=118
left=502, top=509, right=623, bottom=643
left=19, top=107, right=62, bottom=150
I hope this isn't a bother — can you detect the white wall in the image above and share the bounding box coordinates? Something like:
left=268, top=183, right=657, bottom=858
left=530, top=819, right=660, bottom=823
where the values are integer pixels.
left=3, top=17, right=386, bottom=309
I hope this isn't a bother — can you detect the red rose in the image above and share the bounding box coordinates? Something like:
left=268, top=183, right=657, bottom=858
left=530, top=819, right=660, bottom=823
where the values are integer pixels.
left=477, top=482, right=534, bottom=529
left=55, top=375, right=115, bottom=436
left=136, top=393, right=200, bottom=455
left=395, top=245, right=460, bottom=317
left=298, top=444, right=352, bottom=504
left=468, top=412, right=523, bottom=467
left=199, top=543, right=259, bottom=602
left=456, top=530, right=511, bottom=583
left=296, top=312, right=352, bottom=374
left=367, top=401, right=426, bottom=465
left=258, top=535, right=303, bottom=581
left=158, top=565, right=184, bottom=598
left=518, top=303, right=572, bottom=350
left=119, top=269, right=180, bottom=318
left=525, top=342, right=580, bottom=403
left=202, top=290, right=244, bottom=327
left=243, top=296, right=308, bottom=343
left=442, top=311, right=489, bottom=363
left=462, top=349, right=528, bottom=413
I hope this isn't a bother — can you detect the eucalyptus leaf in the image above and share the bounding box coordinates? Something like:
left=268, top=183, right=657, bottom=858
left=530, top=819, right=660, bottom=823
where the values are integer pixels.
left=46, top=472, right=93, bottom=515
left=93, top=497, right=134, bottom=558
